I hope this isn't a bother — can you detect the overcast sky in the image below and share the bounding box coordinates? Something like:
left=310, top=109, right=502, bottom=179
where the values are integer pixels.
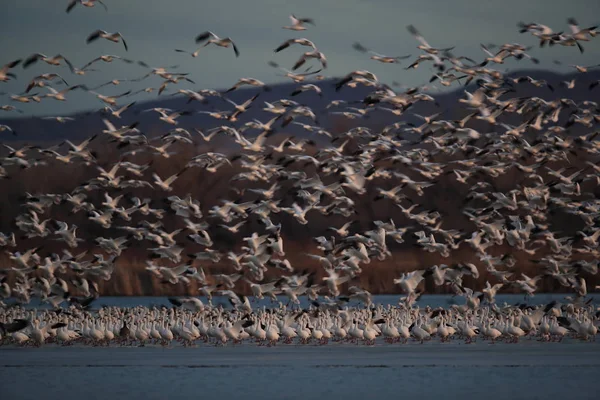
left=1, top=0, right=599, bottom=116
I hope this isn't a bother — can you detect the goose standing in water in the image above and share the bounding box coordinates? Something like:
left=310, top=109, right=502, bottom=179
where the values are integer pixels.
left=363, top=319, right=378, bottom=345
left=507, top=315, right=526, bottom=343
left=484, top=320, right=502, bottom=344
left=411, top=318, right=431, bottom=344
left=437, top=316, right=450, bottom=342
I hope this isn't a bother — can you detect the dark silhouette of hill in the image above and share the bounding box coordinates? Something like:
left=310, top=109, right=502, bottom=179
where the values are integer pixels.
left=1, top=69, right=599, bottom=144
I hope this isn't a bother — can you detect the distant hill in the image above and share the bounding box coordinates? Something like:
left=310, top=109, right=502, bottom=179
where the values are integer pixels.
left=1, top=69, right=599, bottom=144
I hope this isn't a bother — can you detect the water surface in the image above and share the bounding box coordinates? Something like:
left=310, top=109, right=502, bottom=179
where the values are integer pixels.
left=4, top=294, right=598, bottom=400
left=2, top=343, right=598, bottom=400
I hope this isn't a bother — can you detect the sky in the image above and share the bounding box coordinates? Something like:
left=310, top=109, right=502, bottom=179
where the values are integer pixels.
left=1, top=0, right=599, bottom=116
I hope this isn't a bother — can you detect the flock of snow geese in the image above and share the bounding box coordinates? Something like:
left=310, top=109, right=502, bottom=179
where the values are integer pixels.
left=0, top=2, right=599, bottom=347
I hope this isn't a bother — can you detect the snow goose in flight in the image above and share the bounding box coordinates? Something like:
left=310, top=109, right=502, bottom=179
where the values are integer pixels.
left=67, top=0, right=107, bottom=13
left=148, top=251, right=188, bottom=272
left=0, top=124, right=16, bottom=135
left=0, top=59, right=21, bottom=82
left=96, top=236, right=128, bottom=256
left=175, top=47, right=209, bottom=58
left=224, top=93, right=260, bottom=121
left=53, top=221, right=83, bottom=248
left=168, top=297, right=205, bottom=312
left=560, top=79, right=576, bottom=89
left=327, top=221, right=356, bottom=237
left=0, top=105, right=22, bottom=113
left=553, top=32, right=586, bottom=53
left=3, top=144, right=40, bottom=159
left=224, top=78, right=269, bottom=93
left=195, top=31, right=239, bottom=57
left=350, top=42, right=411, bottom=63
left=87, top=210, right=113, bottom=228
left=407, top=25, right=454, bottom=55
left=43, top=84, right=86, bottom=101
left=406, top=54, right=445, bottom=71
left=322, top=269, right=350, bottom=297
left=268, top=61, right=322, bottom=83
left=61, top=133, right=97, bottom=159
left=369, top=51, right=412, bottom=64
left=292, top=50, right=327, bottom=70
left=576, top=230, right=600, bottom=247
left=103, top=101, right=136, bottom=119
left=187, top=229, right=213, bottom=247
left=290, top=84, right=322, bottom=97
left=86, top=30, right=128, bottom=51
left=274, top=38, right=317, bottom=52
left=569, top=64, right=600, bottom=73
left=335, top=70, right=377, bottom=91
left=71, top=64, right=97, bottom=76
left=282, top=202, right=311, bottom=225
left=80, top=55, right=134, bottom=71
left=153, top=168, right=188, bottom=191
left=283, top=15, right=315, bottom=31
left=429, top=73, right=467, bottom=87
left=517, top=22, right=557, bottom=44
left=394, top=270, right=425, bottom=295
left=567, top=18, right=598, bottom=41
left=10, top=93, right=42, bottom=103
left=23, top=54, right=74, bottom=71
left=220, top=221, right=246, bottom=234
left=479, top=44, right=511, bottom=65
left=156, top=109, right=193, bottom=125
left=88, top=89, right=132, bottom=106
left=172, top=89, right=207, bottom=104
left=158, top=75, right=195, bottom=95
left=25, top=73, right=69, bottom=93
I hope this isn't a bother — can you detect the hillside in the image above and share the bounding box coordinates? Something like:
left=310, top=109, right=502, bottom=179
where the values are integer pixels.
left=2, top=69, right=599, bottom=143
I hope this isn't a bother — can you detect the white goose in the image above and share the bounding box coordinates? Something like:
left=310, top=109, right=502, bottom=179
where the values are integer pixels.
left=363, top=320, right=378, bottom=345
left=411, top=319, right=430, bottom=344
left=484, top=320, right=502, bottom=343
left=282, top=15, right=315, bottom=31
left=195, top=31, right=239, bottom=57
left=86, top=30, right=128, bottom=51
left=0, top=59, right=20, bottom=82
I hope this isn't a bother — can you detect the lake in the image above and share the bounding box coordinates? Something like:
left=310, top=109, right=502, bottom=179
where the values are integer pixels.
left=1, top=342, right=599, bottom=400
left=2, top=294, right=599, bottom=400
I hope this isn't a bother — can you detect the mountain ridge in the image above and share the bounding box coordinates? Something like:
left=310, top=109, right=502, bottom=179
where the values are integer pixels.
left=1, top=68, right=599, bottom=143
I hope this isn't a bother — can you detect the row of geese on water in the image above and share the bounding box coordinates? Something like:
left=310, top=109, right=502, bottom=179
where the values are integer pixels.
left=0, top=299, right=598, bottom=347
left=0, top=4, right=600, bottom=341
